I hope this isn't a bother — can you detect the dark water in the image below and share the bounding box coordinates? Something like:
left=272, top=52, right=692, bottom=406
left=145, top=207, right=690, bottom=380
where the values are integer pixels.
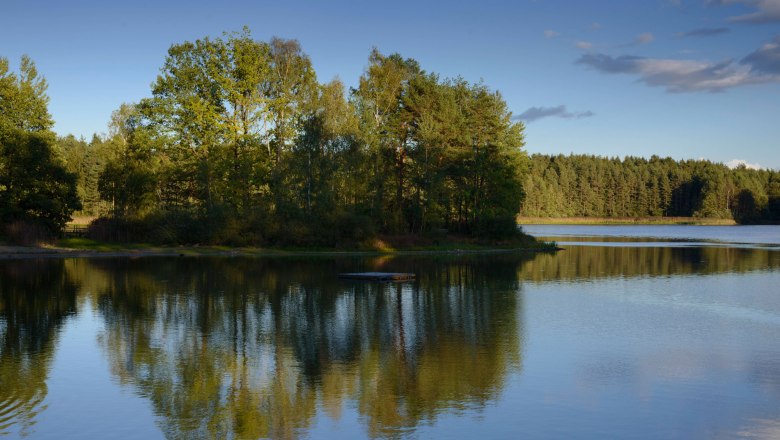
left=2, top=231, right=780, bottom=438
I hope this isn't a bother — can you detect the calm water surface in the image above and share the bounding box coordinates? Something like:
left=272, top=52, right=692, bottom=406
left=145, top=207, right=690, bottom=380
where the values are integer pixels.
left=522, top=224, right=780, bottom=247
left=2, top=226, right=780, bottom=439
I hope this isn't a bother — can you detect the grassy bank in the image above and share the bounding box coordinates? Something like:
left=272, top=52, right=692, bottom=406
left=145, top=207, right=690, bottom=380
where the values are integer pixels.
left=57, top=233, right=558, bottom=253
left=517, top=216, right=737, bottom=226
left=0, top=233, right=558, bottom=259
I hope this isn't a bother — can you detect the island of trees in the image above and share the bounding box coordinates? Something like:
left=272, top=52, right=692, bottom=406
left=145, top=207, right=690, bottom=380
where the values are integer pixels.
left=1, top=28, right=779, bottom=247
left=2, top=29, right=527, bottom=247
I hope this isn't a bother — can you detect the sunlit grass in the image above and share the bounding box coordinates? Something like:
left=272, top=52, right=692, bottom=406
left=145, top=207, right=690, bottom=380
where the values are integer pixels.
left=56, top=238, right=158, bottom=251
left=66, top=215, right=97, bottom=226
left=49, top=234, right=558, bottom=256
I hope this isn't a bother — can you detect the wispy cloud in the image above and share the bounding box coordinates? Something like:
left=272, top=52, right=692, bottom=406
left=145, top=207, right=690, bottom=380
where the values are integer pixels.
left=576, top=36, right=780, bottom=92
left=590, top=22, right=602, bottom=30
left=726, top=159, right=764, bottom=169
left=635, top=33, right=655, bottom=45
left=544, top=29, right=560, bottom=38
left=576, top=41, right=593, bottom=50
left=616, top=33, right=655, bottom=48
left=709, top=0, right=780, bottom=24
left=741, top=35, right=780, bottom=74
left=514, top=105, right=595, bottom=123
left=677, top=27, right=731, bottom=37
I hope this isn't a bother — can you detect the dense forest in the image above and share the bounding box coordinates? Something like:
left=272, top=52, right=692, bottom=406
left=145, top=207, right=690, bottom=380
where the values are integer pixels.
left=521, top=154, right=780, bottom=223
left=2, top=28, right=779, bottom=247
left=2, top=29, right=527, bottom=246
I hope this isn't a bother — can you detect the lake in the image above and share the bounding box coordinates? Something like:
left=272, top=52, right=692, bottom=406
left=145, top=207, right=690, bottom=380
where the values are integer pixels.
left=1, top=225, right=780, bottom=439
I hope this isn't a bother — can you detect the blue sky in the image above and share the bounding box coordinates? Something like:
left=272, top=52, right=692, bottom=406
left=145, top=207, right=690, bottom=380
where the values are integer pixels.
left=2, top=0, right=779, bottom=169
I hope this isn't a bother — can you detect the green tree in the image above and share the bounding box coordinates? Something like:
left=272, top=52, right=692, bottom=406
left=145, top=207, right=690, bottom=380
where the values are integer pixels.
left=353, top=49, right=422, bottom=231
left=98, top=104, right=158, bottom=217
left=766, top=173, right=780, bottom=221
left=0, top=56, right=80, bottom=237
left=0, top=131, right=81, bottom=231
left=0, top=56, right=52, bottom=134
left=448, top=81, right=526, bottom=236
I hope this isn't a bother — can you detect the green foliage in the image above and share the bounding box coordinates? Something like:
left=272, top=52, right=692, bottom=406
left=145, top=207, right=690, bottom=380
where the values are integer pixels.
left=521, top=154, right=780, bottom=224
left=0, top=36, right=533, bottom=247
left=0, top=55, right=52, bottom=134
left=767, top=177, right=780, bottom=222
left=56, top=134, right=119, bottom=216
left=95, top=103, right=161, bottom=217
left=0, top=129, right=81, bottom=237
left=351, top=54, right=527, bottom=237
left=80, top=32, right=529, bottom=246
left=0, top=56, right=80, bottom=239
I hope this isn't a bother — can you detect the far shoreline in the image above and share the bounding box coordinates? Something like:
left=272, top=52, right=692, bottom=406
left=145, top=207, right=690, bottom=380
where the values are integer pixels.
left=517, top=216, right=738, bottom=226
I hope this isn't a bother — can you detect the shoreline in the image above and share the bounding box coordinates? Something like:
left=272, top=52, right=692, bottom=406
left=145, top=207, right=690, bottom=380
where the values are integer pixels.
left=0, top=243, right=560, bottom=260
left=517, top=216, right=738, bottom=226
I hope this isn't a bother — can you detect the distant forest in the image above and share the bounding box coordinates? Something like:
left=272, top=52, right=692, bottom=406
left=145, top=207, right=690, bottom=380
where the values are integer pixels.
left=521, top=154, right=780, bottom=223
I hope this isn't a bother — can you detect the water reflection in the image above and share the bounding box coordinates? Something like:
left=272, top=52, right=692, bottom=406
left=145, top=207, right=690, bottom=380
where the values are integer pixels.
left=520, top=245, right=780, bottom=282
left=0, top=260, right=78, bottom=436
left=1, top=243, right=778, bottom=438
left=87, top=256, right=525, bottom=439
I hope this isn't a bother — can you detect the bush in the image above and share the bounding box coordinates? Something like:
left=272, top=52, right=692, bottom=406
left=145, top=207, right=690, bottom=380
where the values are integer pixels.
left=213, top=215, right=264, bottom=246
left=85, top=207, right=382, bottom=247
left=88, top=210, right=214, bottom=245
left=4, top=220, right=56, bottom=246
left=474, top=215, right=520, bottom=240
left=148, top=210, right=210, bottom=244
left=332, top=212, right=376, bottom=246
left=86, top=216, right=151, bottom=243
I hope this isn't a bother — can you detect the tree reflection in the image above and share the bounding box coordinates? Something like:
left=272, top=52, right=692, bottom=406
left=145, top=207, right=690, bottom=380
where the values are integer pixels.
left=519, top=245, right=780, bottom=282
left=91, top=256, right=525, bottom=439
left=0, top=259, right=78, bottom=436
left=2, top=243, right=776, bottom=438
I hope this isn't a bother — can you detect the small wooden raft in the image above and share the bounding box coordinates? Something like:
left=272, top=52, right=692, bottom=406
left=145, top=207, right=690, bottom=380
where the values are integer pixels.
left=338, top=272, right=416, bottom=281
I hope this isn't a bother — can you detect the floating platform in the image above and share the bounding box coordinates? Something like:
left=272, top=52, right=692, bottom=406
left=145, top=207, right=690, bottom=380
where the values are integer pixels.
left=338, top=272, right=416, bottom=282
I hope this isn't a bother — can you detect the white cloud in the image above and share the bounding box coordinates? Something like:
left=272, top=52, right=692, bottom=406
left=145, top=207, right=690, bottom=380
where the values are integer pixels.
left=726, top=159, right=764, bottom=169
left=576, top=37, right=780, bottom=92
left=577, top=53, right=763, bottom=92
left=544, top=29, right=560, bottom=38
left=636, top=33, right=655, bottom=44
left=576, top=41, right=593, bottom=50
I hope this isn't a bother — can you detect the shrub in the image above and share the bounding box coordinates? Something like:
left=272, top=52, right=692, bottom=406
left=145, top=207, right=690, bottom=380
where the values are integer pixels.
left=4, top=220, right=56, bottom=246
left=86, top=216, right=150, bottom=243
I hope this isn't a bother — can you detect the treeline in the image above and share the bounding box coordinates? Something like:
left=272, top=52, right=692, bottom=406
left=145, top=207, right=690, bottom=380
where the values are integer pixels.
left=521, top=154, right=780, bottom=223
left=5, top=29, right=779, bottom=247
left=50, top=28, right=526, bottom=245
